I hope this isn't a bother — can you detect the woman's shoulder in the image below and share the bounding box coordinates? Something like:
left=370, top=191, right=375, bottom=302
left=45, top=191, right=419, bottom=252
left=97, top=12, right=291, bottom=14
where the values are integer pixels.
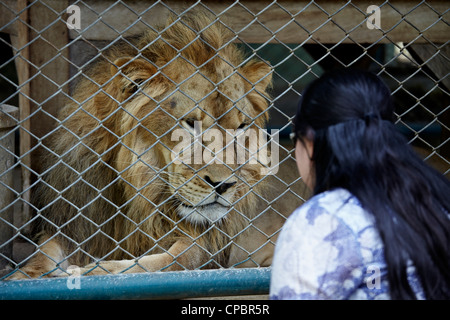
left=272, top=188, right=385, bottom=299
left=284, top=188, right=379, bottom=245
left=291, top=188, right=365, bottom=220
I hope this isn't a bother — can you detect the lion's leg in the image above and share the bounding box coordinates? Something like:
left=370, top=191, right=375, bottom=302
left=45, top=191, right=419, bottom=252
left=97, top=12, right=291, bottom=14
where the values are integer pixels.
left=81, top=239, right=208, bottom=275
left=7, top=235, right=68, bottom=280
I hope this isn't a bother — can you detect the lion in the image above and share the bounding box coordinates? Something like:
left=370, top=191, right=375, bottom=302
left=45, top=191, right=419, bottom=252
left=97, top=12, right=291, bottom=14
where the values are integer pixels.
left=10, top=11, right=307, bottom=279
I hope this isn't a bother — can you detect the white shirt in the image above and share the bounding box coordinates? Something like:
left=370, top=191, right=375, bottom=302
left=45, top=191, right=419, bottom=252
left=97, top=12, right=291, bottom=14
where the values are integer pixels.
left=270, top=188, right=424, bottom=300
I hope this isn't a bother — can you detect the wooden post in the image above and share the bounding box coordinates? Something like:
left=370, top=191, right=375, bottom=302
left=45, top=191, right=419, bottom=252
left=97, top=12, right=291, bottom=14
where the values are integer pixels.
left=9, top=0, right=32, bottom=227
left=0, top=104, right=19, bottom=269
left=7, top=0, right=70, bottom=228
left=28, top=0, right=70, bottom=165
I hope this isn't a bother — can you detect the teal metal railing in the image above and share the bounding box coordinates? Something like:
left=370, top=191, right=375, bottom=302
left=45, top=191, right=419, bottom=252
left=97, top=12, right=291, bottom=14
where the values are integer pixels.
left=0, top=268, right=271, bottom=300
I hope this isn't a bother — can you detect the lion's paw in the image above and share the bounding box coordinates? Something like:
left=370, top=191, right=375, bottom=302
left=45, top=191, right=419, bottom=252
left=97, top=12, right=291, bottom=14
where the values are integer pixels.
left=79, top=260, right=144, bottom=276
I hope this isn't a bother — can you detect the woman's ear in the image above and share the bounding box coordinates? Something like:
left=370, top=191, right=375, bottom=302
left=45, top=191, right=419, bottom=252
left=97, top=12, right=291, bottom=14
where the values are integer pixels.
left=295, top=136, right=315, bottom=190
left=304, top=136, right=314, bottom=160
left=303, top=127, right=315, bottom=160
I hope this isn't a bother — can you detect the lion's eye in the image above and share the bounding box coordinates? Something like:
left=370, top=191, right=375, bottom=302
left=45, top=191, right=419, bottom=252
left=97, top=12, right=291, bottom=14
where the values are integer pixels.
left=128, top=78, right=144, bottom=93
left=181, top=118, right=196, bottom=133
left=186, top=119, right=195, bottom=128
left=238, top=122, right=249, bottom=130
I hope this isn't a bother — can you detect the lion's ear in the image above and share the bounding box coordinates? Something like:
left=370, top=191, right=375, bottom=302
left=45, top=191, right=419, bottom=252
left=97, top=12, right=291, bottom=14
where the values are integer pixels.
left=111, top=57, right=160, bottom=95
left=240, top=60, right=273, bottom=93
left=240, top=60, right=272, bottom=123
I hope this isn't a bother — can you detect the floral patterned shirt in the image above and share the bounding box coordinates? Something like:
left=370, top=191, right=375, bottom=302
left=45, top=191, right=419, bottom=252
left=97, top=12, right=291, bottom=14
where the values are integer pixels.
left=270, top=188, right=425, bottom=300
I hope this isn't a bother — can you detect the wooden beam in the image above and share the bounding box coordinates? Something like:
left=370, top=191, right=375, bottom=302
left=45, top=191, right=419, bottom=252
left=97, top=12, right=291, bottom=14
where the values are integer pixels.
left=28, top=0, right=70, bottom=141
left=27, top=0, right=69, bottom=175
left=5, top=0, right=70, bottom=225
left=67, top=0, right=449, bottom=44
left=0, top=104, right=19, bottom=268
left=9, top=0, right=32, bottom=226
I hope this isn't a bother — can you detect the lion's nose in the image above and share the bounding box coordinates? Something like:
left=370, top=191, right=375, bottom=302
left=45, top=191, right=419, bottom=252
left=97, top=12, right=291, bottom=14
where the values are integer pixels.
left=204, top=175, right=236, bottom=195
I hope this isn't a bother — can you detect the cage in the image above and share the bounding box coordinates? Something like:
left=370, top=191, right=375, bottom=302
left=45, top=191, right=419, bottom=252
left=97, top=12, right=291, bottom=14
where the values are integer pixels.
left=0, top=0, right=448, bottom=299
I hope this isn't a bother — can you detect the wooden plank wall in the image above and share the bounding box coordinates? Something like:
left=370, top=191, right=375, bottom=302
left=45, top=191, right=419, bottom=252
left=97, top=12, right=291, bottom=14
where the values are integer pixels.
left=66, top=0, right=449, bottom=44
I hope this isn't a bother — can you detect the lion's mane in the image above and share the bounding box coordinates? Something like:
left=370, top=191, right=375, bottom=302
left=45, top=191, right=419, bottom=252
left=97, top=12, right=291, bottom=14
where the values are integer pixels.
left=33, top=11, right=273, bottom=269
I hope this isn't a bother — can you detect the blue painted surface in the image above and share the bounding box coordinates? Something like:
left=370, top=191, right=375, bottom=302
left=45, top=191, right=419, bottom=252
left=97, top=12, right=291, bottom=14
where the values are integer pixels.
left=0, top=268, right=271, bottom=300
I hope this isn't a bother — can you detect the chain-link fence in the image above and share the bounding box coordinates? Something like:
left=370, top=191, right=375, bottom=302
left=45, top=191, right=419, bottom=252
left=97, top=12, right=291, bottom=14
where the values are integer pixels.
left=0, top=0, right=449, bottom=298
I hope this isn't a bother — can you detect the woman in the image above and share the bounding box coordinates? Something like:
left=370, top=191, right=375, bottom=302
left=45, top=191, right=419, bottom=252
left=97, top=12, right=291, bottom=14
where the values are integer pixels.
left=270, top=69, right=450, bottom=300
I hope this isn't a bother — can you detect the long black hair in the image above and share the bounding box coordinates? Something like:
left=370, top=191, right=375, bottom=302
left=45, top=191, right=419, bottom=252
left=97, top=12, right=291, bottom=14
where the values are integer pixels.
left=293, top=69, right=450, bottom=300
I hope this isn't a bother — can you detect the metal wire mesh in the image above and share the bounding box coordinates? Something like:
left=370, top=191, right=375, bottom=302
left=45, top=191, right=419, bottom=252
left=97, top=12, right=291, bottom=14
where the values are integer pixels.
left=0, top=0, right=449, bottom=291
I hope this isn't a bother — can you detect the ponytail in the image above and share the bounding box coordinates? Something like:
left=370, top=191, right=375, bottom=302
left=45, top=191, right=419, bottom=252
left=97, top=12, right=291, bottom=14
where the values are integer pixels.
left=294, top=69, right=450, bottom=299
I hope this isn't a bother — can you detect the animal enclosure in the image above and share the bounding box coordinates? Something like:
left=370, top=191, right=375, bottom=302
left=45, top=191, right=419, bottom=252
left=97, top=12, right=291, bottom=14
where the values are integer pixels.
left=0, top=0, right=449, bottom=299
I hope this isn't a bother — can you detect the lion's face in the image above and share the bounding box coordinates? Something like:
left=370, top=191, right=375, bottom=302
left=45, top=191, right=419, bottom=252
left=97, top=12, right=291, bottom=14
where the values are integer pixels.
left=110, top=47, right=272, bottom=225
